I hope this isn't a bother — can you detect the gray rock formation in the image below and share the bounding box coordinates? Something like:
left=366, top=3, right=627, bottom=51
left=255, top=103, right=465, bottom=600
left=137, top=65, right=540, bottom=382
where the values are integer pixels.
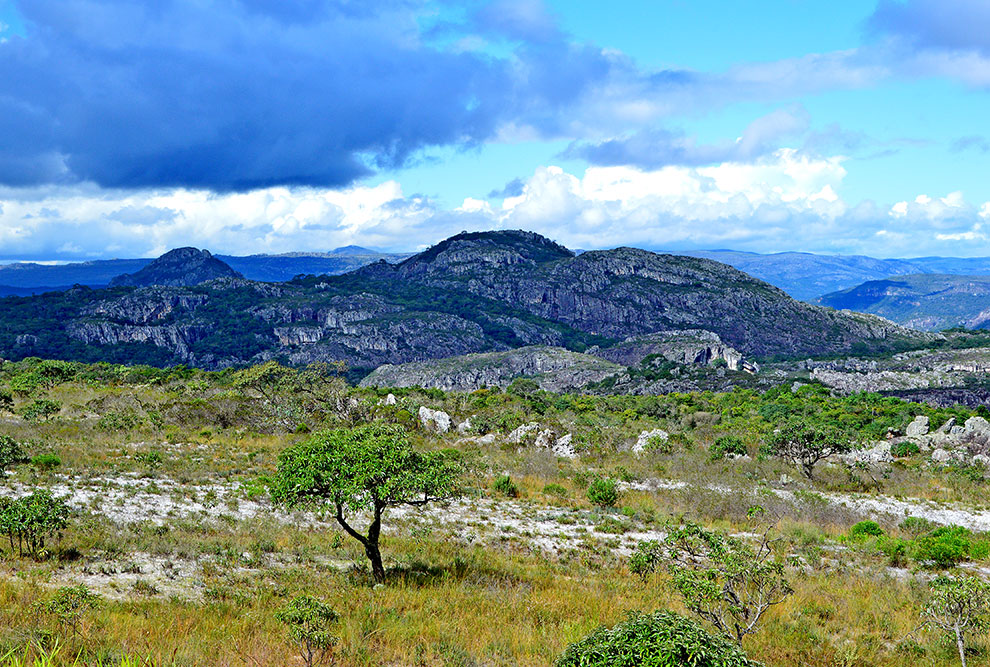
left=359, top=346, right=624, bottom=392
left=633, top=429, right=669, bottom=454
left=591, top=330, right=755, bottom=372
left=418, top=407, right=451, bottom=433
left=906, top=416, right=930, bottom=437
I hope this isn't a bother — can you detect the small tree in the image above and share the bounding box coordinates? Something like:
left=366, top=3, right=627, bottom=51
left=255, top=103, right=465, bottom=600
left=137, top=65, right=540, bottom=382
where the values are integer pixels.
left=275, top=595, right=339, bottom=667
left=922, top=575, right=990, bottom=667
left=587, top=477, right=620, bottom=508
left=0, top=435, right=29, bottom=472
left=765, top=421, right=851, bottom=480
left=556, top=610, right=762, bottom=667
left=0, top=489, right=70, bottom=558
left=630, top=513, right=792, bottom=642
left=0, top=389, right=13, bottom=414
left=233, top=361, right=346, bottom=432
left=38, top=584, right=101, bottom=636
left=269, top=423, right=464, bottom=583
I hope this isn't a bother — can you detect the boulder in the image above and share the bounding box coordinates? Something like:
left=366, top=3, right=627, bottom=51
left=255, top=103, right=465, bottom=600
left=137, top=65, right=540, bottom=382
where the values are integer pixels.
left=905, top=415, right=929, bottom=437
left=931, top=448, right=954, bottom=464
left=842, top=442, right=892, bottom=464
left=554, top=434, right=577, bottom=459
left=963, top=417, right=990, bottom=443
left=456, top=417, right=473, bottom=434
left=936, top=417, right=956, bottom=434
left=418, top=406, right=451, bottom=433
left=633, top=428, right=669, bottom=454
left=506, top=422, right=540, bottom=444
left=379, top=393, right=397, bottom=406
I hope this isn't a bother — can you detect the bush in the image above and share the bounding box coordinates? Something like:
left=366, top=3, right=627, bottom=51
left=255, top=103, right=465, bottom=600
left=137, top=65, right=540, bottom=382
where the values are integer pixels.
left=0, top=435, right=29, bottom=471
left=587, top=477, right=620, bottom=508
left=556, top=610, right=762, bottom=667
left=31, top=454, right=62, bottom=471
left=913, top=525, right=975, bottom=568
left=543, top=483, right=568, bottom=497
left=848, top=520, right=884, bottom=540
left=493, top=474, right=520, bottom=498
left=38, top=584, right=101, bottom=636
left=0, top=489, right=70, bottom=558
left=275, top=595, right=339, bottom=667
left=891, top=441, right=920, bottom=458
left=900, top=516, right=936, bottom=536
left=96, top=411, right=143, bottom=432
left=20, top=399, right=61, bottom=423
left=709, top=435, right=747, bottom=461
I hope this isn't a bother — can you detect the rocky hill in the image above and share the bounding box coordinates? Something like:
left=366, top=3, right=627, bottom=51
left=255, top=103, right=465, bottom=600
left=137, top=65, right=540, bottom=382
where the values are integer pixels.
left=108, top=248, right=243, bottom=287
left=816, top=274, right=990, bottom=330
left=0, top=230, right=930, bottom=373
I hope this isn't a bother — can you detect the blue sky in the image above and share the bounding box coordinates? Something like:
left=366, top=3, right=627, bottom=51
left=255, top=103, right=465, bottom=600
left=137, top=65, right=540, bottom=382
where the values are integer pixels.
left=1, top=0, right=989, bottom=260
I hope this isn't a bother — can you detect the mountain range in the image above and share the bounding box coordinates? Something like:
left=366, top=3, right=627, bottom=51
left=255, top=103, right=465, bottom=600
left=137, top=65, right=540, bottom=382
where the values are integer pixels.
left=817, top=274, right=990, bottom=331
left=0, top=230, right=926, bottom=374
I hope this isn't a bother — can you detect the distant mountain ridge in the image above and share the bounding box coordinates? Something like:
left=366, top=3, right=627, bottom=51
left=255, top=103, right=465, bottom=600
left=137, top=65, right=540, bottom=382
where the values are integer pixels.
left=816, top=274, right=990, bottom=330
left=0, top=230, right=928, bottom=372
left=109, top=248, right=243, bottom=287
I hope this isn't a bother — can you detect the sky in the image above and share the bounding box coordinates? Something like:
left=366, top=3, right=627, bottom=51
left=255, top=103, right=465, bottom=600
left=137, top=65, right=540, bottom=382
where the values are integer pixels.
left=1, top=0, right=990, bottom=260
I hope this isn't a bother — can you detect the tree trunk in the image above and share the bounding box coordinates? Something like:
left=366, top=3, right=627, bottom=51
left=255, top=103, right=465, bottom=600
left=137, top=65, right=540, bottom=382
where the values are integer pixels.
left=955, top=625, right=967, bottom=667
left=366, top=541, right=385, bottom=583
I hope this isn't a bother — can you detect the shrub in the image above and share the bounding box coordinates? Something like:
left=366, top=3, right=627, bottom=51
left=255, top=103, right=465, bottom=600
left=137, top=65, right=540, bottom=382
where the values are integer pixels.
left=0, top=489, right=70, bottom=558
left=900, top=516, right=936, bottom=536
left=31, top=454, right=62, bottom=471
left=879, top=536, right=909, bottom=567
left=556, top=610, right=762, bottom=667
left=587, top=477, right=620, bottom=508
left=891, top=441, right=920, bottom=458
left=0, top=435, right=29, bottom=471
left=135, top=450, right=164, bottom=469
left=275, top=595, right=340, bottom=667
left=923, top=575, right=990, bottom=667
left=542, top=483, right=568, bottom=497
left=765, top=421, right=852, bottom=479
left=630, top=518, right=792, bottom=642
left=38, top=584, right=101, bottom=636
left=913, top=525, right=974, bottom=569
left=96, top=411, right=143, bottom=432
left=709, top=435, right=747, bottom=461
left=493, top=474, right=520, bottom=498
left=20, top=399, right=61, bottom=423
left=848, top=520, right=884, bottom=540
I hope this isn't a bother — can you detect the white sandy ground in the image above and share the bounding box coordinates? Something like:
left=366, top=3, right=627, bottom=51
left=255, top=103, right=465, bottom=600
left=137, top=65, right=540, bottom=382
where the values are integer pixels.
left=4, top=471, right=990, bottom=599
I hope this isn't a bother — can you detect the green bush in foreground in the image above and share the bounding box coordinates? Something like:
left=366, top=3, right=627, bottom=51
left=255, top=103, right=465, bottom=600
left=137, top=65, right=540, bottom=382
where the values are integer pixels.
left=0, top=489, right=70, bottom=558
left=275, top=595, right=339, bottom=667
left=0, top=435, right=29, bottom=471
left=556, top=610, right=762, bottom=667
left=493, top=474, right=520, bottom=498
left=586, top=477, right=620, bottom=508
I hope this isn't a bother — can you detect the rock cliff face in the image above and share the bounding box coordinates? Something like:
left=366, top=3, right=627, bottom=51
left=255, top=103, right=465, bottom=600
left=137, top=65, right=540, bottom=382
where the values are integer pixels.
left=109, top=248, right=243, bottom=287
left=0, top=231, right=931, bottom=374
left=359, top=346, right=623, bottom=392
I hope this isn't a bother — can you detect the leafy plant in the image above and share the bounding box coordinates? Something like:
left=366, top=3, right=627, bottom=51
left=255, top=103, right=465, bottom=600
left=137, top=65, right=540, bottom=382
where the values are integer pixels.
left=891, top=441, right=920, bottom=458
left=37, top=584, right=101, bottom=636
left=765, top=421, right=852, bottom=480
left=847, top=520, right=884, bottom=540
left=30, top=454, right=61, bottom=471
left=586, top=477, right=620, bottom=508
left=20, top=400, right=61, bottom=423
left=922, top=575, right=990, bottom=667
left=0, top=489, right=70, bottom=558
left=0, top=435, right=29, bottom=471
left=709, top=435, right=747, bottom=461
left=275, top=595, right=340, bottom=667
left=269, top=422, right=464, bottom=582
left=492, top=474, right=519, bottom=498
left=556, top=610, right=762, bottom=666
left=630, top=516, right=792, bottom=642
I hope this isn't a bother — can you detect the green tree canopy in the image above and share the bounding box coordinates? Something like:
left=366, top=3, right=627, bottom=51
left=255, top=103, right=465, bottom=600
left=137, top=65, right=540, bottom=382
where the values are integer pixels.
left=269, top=422, right=464, bottom=582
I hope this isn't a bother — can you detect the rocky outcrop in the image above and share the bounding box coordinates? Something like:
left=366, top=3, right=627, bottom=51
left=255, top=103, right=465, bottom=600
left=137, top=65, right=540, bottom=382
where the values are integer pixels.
left=633, top=429, right=669, bottom=454
left=591, top=330, right=754, bottom=372
left=418, top=407, right=451, bottom=433
left=359, top=346, right=624, bottom=392
left=109, top=248, right=243, bottom=287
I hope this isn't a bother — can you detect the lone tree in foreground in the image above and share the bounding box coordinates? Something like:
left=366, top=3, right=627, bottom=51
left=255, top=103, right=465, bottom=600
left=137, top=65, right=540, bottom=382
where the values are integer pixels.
left=922, top=575, right=990, bottom=667
left=765, top=420, right=852, bottom=480
left=630, top=511, right=792, bottom=643
left=556, top=610, right=762, bottom=667
left=269, top=422, right=464, bottom=583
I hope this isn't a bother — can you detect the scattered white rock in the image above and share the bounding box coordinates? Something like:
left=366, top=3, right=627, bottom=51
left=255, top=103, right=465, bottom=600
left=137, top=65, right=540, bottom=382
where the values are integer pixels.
left=456, top=417, right=473, bottom=434
left=936, top=417, right=956, bottom=434
left=974, top=454, right=990, bottom=467
left=382, top=393, right=397, bottom=406
left=842, top=442, right=892, bottom=464
left=633, top=428, right=669, bottom=454
left=506, top=422, right=540, bottom=444
left=931, top=448, right=958, bottom=464
left=905, top=415, right=929, bottom=437
left=418, top=406, right=451, bottom=433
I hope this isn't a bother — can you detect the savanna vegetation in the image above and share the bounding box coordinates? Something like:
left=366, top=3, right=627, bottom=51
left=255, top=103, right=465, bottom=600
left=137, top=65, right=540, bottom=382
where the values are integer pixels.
left=1, top=356, right=989, bottom=665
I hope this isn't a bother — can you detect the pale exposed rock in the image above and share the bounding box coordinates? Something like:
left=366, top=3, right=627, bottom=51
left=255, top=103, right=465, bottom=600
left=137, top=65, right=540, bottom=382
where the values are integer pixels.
left=633, top=428, right=669, bottom=454
left=554, top=434, right=576, bottom=458
left=842, top=442, right=892, bottom=464
left=456, top=417, right=473, bottom=434
left=381, top=393, right=397, bottom=406
left=506, top=422, right=540, bottom=444
left=974, top=454, right=990, bottom=467
left=905, top=415, right=929, bottom=437
left=931, top=448, right=954, bottom=464
left=418, top=406, right=451, bottom=433
left=936, top=417, right=956, bottom=434
left=964, top=416, right=990, bottom=440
